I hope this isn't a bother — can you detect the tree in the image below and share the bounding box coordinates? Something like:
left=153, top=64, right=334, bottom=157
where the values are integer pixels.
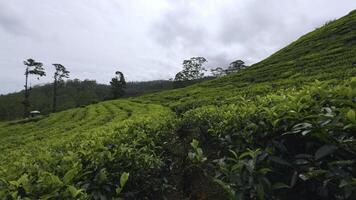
left=110, top=71, right=126, bottom=99
left=210, top=67, right=226, bottom=77
left=174, top=57, right=207, bottom=81
left=52, top=64, right=70, bottom=112
left=225, top=60, right=246, bottom=74
left=23, top=58, right=46, bottom=118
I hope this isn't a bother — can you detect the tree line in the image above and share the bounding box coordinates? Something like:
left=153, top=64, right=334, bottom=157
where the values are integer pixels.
left=0, top=79, right=178, bottom=121
left=22, top=59, right=70, bottom=118
left=2, top=57, right=247, bottom=120
left=174, top=56, right=248, bottom=81
left=21, top=58, right=128, bottom=118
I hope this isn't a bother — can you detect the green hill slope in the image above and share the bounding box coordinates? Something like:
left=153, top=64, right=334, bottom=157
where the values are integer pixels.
left=0, top=79, right=176, bottom=121
left=138, top=10, right=356, bottom=112
left=0, top=10, right=355, bottom=200
left=0, top=100, right=176, bottom=199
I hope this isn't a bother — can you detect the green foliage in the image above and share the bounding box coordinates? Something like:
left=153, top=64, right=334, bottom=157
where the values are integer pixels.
left=139, top=9, right=356, bottom=114
left=53, top=64, right=70, bottom=81
left=179, top=79, right=356, bottom=199
left=174, top=57, right=207, bottom=81
left=221, top=148, right=271, bottom=200
left=347, top=109, right=356, bottom=123
left=0, top=79, right=112, bottom=121
left=23, top=58, right=46, bottom=118
left=0, top=79, right=179, bottom=121
left=116, top=172, right=129, bottom=194
left=110, top=71, right=126, bottom=99
left=1, top=8, right=356, bottom=200
left=24, top=59, right=46, bottom=77
left=0, top=100, right=177, bottom=199
left=52, top=64, right=70, bottom=112
left=210, top=67, right=226, bottom=77
left=225, top=60, right=247, bottom=74
left=188, top=139, right=207, bottom=163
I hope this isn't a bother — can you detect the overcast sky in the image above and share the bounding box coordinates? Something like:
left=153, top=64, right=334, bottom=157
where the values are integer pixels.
left=0, top=0, right=355, bottom=94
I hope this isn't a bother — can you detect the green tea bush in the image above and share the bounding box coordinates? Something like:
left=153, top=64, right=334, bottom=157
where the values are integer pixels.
left=179, top=78, right=356, bottom=199
left=1, top=9, right=356, bottom=200
left=0, top=101, right=177, bottom=199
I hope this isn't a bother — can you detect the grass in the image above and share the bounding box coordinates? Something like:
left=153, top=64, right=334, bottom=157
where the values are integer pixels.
left=0, top=9, right=356, bottom=200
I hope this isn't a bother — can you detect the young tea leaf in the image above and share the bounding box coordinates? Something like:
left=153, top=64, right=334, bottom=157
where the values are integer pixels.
left=346, top=110, right=356, bottom=123
left=120, top=172, right=129, bottom=188
left=63, top=168, right=78, bottom=185
left=190, top=139, right=199, bottom=149
left=67, top=185, right=83, bottom=198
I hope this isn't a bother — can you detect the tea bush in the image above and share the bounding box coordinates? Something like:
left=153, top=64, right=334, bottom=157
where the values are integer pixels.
left=0, top=101, right=177, bottom=199
left=179, top=78, right=356, bottom=199
left=1, top=9, right=356, bottom=200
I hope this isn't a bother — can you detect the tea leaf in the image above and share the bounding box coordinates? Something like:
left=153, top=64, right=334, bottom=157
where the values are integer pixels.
left=120, top=172, right=129, bottom=188
left=346, top=110, right=355, bottom=123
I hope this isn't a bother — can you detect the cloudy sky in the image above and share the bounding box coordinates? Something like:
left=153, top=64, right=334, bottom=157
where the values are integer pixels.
left=0, top=0, right=355, bottom=94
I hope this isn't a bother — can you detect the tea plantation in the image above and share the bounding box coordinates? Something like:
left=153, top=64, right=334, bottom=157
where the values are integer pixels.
left=0, top=10, right=356, bottom=200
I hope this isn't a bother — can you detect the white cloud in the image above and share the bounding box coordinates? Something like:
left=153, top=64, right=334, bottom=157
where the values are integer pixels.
left=0, top=0, right=355, bottom=94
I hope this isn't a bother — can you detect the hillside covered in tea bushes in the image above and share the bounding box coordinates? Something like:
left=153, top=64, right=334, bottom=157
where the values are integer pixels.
left=0, top=79, right=176, bottom=121
left=0, top=9, right=356, bottom=200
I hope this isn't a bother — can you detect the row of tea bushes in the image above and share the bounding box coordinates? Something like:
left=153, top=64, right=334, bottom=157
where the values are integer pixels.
left=179, top=78, right=356, bottom=199
left=0, top=101, right=177, bottom=199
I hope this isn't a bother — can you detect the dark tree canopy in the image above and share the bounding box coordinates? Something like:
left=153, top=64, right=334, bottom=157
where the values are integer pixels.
left=210, top=67, right=226, bottom=77
left=23, top=58, right=46, bottom=117
left=225, top=60, right=247, bottom=74
left=52, top=64, right=70, bottom=112
left=110, top=71, right=126, bottom=99
left=24, top=59, right=46, bottom=78
left=53, top=64, right=70, bottom=81
left=174, top=57, right=207, bottom=81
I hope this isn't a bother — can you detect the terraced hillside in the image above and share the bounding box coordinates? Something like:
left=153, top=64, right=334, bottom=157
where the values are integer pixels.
left=0, top=9, right=356, bottom=200
left=0, top=101, right=177, bottom=199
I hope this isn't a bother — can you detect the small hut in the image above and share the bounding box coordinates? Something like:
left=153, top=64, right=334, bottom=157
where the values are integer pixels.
left=29, top=110, right=41, bottom=118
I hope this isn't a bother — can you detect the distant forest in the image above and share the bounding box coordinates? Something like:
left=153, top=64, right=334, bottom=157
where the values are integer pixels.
left=0, top=55, right=239, bottom=121
left=0, top=79, right=170, bottom=120
left=0, top=78, right=212, bottom=121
